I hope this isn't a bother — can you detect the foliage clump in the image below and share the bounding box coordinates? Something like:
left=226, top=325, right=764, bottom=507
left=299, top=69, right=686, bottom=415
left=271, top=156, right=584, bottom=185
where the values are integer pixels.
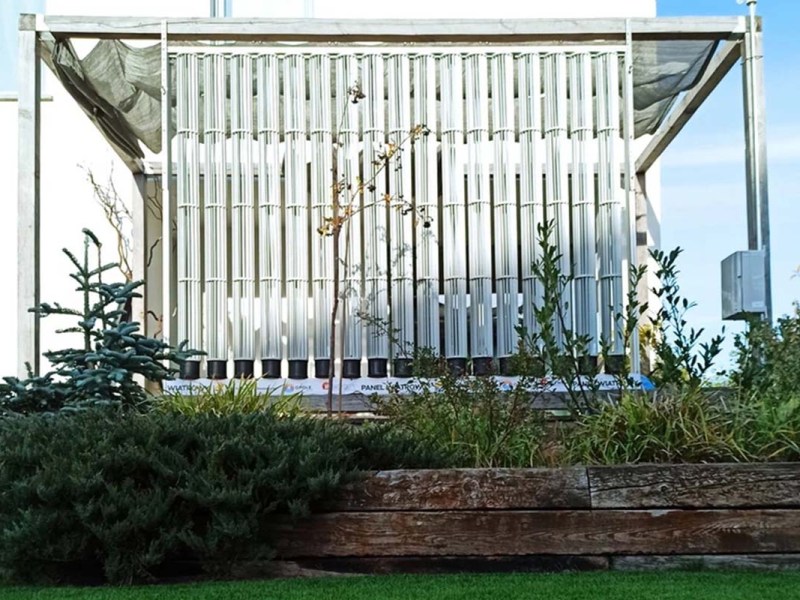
left=0, top=230, right=197, bottom=414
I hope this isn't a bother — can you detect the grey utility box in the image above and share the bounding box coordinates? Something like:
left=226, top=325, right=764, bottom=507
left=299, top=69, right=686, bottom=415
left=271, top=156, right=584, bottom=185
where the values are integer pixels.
left=721, top=250, right=767, bottom=320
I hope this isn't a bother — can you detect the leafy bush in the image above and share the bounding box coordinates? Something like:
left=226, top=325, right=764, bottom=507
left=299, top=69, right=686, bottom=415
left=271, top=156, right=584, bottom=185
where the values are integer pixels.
left=373, top=374, right=547, bottom=468
left=0, top=230, right=197, bottom=414
left=0, top=411, right=449, bottom=584
left=154, top=380, right=302, bottom=417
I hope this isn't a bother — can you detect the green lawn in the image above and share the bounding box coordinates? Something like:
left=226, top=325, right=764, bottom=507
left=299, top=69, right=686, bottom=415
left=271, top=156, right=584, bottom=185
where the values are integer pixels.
left=4, top=572, right=800, bottom=600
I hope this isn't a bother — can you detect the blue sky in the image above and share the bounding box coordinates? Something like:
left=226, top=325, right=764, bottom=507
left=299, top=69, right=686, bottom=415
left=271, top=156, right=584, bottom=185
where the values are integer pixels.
left=657, top=0, right=799, bottom=366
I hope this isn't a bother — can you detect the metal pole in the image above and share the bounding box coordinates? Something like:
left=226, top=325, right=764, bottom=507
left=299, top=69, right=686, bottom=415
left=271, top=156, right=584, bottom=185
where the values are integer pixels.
left=742, top=0, right=772, bottom=322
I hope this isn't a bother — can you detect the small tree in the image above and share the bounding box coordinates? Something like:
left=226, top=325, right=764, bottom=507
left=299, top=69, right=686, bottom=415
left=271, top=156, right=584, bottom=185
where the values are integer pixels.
left=0, top=229, right=198, bottom=414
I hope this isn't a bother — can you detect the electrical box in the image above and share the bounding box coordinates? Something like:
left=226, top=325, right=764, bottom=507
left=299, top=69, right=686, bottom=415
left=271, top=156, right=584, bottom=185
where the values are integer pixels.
left=721, top=250, right=767, bottom=320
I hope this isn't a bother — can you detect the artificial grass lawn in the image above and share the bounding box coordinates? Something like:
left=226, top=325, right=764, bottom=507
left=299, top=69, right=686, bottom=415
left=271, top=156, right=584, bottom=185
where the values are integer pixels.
left=4, top=571, right=800, bottom=600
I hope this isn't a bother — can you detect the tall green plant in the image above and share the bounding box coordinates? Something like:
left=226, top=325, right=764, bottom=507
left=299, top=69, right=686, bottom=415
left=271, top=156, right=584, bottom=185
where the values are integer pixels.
left=0, top=230, right=198, bottom=414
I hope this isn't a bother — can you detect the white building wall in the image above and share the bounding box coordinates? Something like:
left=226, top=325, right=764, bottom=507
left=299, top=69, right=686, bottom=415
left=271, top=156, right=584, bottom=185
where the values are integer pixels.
left=0, top=0, right=657, bottom=375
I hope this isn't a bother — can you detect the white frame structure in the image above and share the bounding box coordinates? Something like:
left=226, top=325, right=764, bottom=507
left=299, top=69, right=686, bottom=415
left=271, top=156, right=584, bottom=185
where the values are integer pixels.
left=17, top=14, right=771, bottom=381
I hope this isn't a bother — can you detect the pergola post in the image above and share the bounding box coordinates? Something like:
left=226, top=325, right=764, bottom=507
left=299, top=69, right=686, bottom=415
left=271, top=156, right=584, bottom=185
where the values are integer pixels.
left=741, top=5, right=772, bottom=321
left=17, top=15, right=41, bottom=377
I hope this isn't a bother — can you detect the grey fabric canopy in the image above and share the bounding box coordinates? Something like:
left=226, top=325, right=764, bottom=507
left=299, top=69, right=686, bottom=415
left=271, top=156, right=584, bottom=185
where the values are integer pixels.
left=52, top=37, right=716, bottom=158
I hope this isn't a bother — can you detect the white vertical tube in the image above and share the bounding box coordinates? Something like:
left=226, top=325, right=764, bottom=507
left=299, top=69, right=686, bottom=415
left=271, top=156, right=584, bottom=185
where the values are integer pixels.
left=595, top=52, right=624, bottom=356
left=543, top=52, right=572, bottom=348
left=337, top=54, right=363, bottom=377
left=230, top=54, right=256, bottom=377
left=491, top=52, right=519, bottom=369
left=623, top=27, right=641, bottom=373
left=519, top=52, right=545, bottom=340
left=440, top=54, right=468, bottom=368
left=387, top=54, right=414, bottom=375
left=160, top=23, right=173, bottom=355
left=203, top=53, right=229, bottom=378
left=310, top=54, right=333, bottom=378
left=175, top=53, right=202, bottom=379
left=464, top=53, right=493, bottom=371
left=412, top=54, right=440, bottom=357
left=568, top=51, right=598, bottom=359
left=256, top=54, right=283, bottom=378
left=283, top=54, right=309, bottom=378
left=362, top=53, right=389, bottom=377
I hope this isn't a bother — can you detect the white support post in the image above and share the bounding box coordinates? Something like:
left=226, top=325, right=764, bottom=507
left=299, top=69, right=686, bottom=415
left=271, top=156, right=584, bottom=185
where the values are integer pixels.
left=131, top=173, right=148, bottom=330
left=17, top=15, right=41, bottom=377
left=160, top=21, right=175, bottom=362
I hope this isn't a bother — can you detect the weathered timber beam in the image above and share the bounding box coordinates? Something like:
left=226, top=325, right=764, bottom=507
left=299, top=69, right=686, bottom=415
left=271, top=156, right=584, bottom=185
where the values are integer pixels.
left=635, top=38, right=742, bottom=174
left=38, top=16, right=749, bottom=42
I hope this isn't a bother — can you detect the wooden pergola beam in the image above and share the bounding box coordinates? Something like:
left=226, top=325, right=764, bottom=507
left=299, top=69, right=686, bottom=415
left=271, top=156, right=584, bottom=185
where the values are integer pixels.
left=635, top=38, right=743, bottom=174
left=38, top=15, right=750, bottom=42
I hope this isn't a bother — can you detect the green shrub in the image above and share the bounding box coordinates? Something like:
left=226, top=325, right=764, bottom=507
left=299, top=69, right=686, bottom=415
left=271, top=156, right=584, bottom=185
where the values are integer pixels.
left=0, top=230, right=197, bottom=414
left=154, top=380, right=302, bottom=417
left=373, top=374, right=546, bottom=468
left=0, top=411, right=449, bottom=585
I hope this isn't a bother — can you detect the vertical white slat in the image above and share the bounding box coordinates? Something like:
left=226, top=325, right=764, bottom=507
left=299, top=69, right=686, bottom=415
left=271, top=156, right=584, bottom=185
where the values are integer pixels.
left=283, top=54, right=309, bottom=375
left=160, top=24, right=173, bottom=356
left=518, top=52, right=545, bottom=340
left=310, top=54, right=333, bottom=374
left=464, top=53, right=494, bottom=368
left=440, top=53, right=468, bottom=366
left=336, top=54, right=363, bottom=373
left=256, top=54, right=283, bottom=377
left=568, top=51, right=598, bottom=358
left=175, top=53, right=202, bottom=378
left=491, top=52, right=519, bottom=366
left=543, top=52, right=572, bottom=347
left=230, top=54, right=256, bottom=375
left=203, top=53, right=229, bottom=375
left=595, top=52, right=624, bottom=356
left=387, top=54, right=415, bottom=372
left=623, top=27, right=641, bottom=373
left=362, top=53, right=389, bottom=375
left=412, top=54, right=440, bottom=357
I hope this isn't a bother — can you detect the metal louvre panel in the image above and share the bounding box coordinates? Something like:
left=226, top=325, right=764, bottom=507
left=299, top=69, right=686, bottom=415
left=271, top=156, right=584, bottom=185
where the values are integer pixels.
left=595, top=51, right=624, bottom=355
left=256, top=54, right=283, bottom=365
left=175, top=54, right=202, bottom=357
left=387, top=54, right=415, bottom=365
left=491, top=52, right=519, bottom=361
left=336, top=54, right=363, bottom=364
left=309, top=54, right=333, bottom=364
left=439, top=54, right=468, bottom=362
left=362, top=54, right=389, bottom=362
left=283, top=54, right=309, bottom=364
left=518, top=52, right=545, bottom=341
left=464, top=53, right=493, bottom=362
left=202, top=53, right=228, bottom=364
left=543, top=52, right=573, bottom=348
left=568, top=51, right=598, bottom=357
left=412, top=54, right=440, bottom=356
left=230, top=54, right=256, bottom=364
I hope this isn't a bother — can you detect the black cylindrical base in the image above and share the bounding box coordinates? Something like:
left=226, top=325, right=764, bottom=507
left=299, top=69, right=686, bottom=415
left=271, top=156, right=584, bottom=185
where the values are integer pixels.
left=472, top=357, right=494, bottom=376
left=368, top=358, right=387, bottom=378
left=393, top=358, right=413, bottom=378
left=343, top=359, right=361, bottom=379
left=288, top=360, right=308, bottom=380
left=314, top=359, right=331, bottom=380
left=498, top=357, right=513, bottom=377
left=577, top=355, right=599, bottom=376
left=180, top=360, right=200, bottom=380
left=234, top=360, right=254, bottom=379
left=261, top=359, right=281, bottom=379
left=447, top=358, right=468, bottom=376
left=605, top=354, right=626, bottom=376
left=207, top=360, right=227, bottom=380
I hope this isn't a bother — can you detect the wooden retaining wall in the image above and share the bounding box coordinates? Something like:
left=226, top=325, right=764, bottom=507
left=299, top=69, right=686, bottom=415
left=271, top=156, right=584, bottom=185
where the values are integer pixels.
left=270, top=464, right=800, bottom=575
